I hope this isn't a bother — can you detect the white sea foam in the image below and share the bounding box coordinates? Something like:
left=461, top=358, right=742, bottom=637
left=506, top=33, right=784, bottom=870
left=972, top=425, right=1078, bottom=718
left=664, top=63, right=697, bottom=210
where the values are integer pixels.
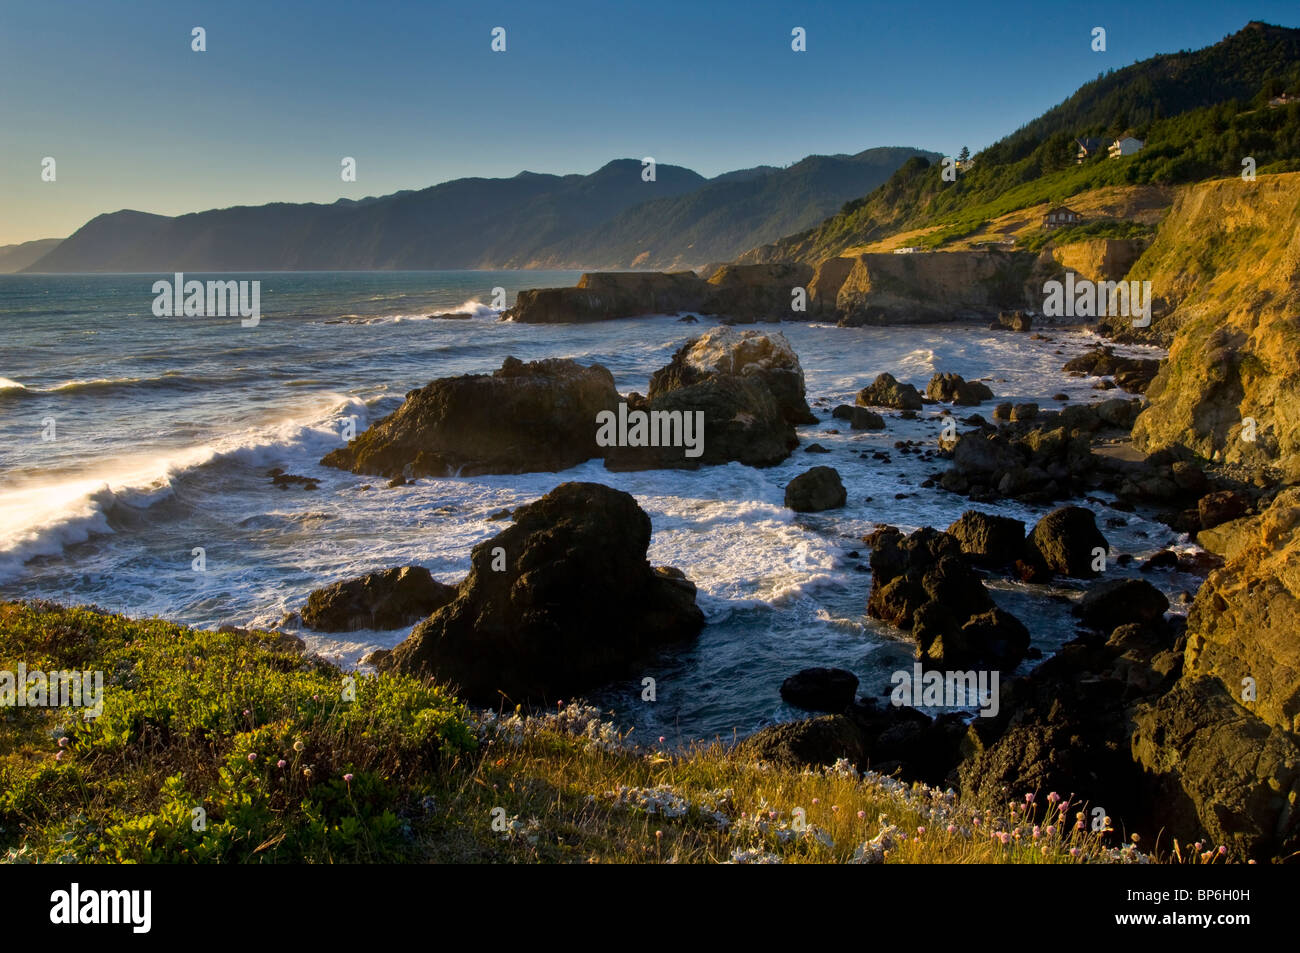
left=0, top=392, right=369, bottom=582
left=2, top=301, right=1194, bottom=739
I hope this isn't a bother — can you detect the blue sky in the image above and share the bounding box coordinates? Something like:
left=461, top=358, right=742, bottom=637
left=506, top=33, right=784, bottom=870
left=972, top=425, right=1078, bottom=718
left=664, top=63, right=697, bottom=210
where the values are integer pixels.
left=2, top=0, right=1297, bottom=243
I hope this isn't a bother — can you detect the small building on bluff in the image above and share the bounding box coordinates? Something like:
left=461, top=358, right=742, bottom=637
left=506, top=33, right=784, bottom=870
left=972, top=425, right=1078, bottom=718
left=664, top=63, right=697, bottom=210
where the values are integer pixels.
left=1042, top=206, right=1083, bottom=230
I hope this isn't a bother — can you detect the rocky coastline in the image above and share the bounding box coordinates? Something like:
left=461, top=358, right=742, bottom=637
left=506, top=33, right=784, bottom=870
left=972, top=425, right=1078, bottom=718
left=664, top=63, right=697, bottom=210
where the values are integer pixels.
left=292, top=249, right=1300, bottom=860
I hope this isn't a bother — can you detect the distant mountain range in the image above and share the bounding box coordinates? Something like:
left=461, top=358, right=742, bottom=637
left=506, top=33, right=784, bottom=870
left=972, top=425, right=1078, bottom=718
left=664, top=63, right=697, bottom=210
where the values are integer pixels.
left=16, top=147, right=935, bottom=274
left=0, top=238, right=62, bottom=273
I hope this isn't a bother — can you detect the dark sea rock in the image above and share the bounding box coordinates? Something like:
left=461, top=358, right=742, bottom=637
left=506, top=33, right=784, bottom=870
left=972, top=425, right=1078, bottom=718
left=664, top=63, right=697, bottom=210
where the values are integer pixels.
left=926, top=373, right=993, bottom=406
left=605, top=328, right=814, bottom=471
left=780, top=667, right=859, bottom=713
left=1025, top=506, right=1109, bottom=578
left=378, top=482, right=704, bottom=703
left=856, top=373, right=923, bottom=410
left=998, top=309, right=1033, bottom=332
left=320, top=356, right=618, bottom=478
left=946, top=510, right=1026, bottom=567
left=850, top=407, right=886, bottom=430
left=866, top=526, right=1029, bottom=670
left=1197, top=489, right=1249, bottom=529
left=1063, top=346, right=1160, bottom=394
left=301, top=566, right=457, bottom=632
left=785, top=466, right=847, bottom=512
left=1074, top=578, right=1170, bottom=632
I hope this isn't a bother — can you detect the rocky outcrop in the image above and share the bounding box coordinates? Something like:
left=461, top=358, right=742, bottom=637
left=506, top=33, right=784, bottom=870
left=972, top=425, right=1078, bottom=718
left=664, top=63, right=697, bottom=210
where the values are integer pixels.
left=742, top=699, right=962, bottom=783
left=940, top=401, right=1144, bottom=503
left=1183, top=487, right=1300, bottom=735
left=867, top=526, right=1030, bottom=670
left=1124, top=478, right=1300, bottom=862
left=856, top=373, right=923, bottom=410
left=1130, top=173, right=1300, bottom=480
left=945, top=511, right=1026, bottom=568
left=785, top=466, right=847, bottom=512
left=701, top=263, right=814, bottom=320
left=605, top=328, right=814, bottom=470
left=1063, top=346, right=1161, bottom=394
left=503, top=271, right=708, bottom=323
left=378, top=483, right=704, bottom=703
left=757, top=490, right=1300, bottom=860
left=780, top=668, right=859, bottom=713
left=926, top=373, right=993, bottom=406
left=321, top=357, right=618, bottom=478
left=833, top=249, right=1040, bottom=326
left=995, top=309, right=1032, bottom=332
left=503, top=264, right=819, bottom=324
left=1131, top=677, right=1300, bottom=861
left=300, top=566, right=457, bottom=632
left=1074, top=578, right=1169, bottom=632
left=1024, top=507, right=1109, bottom=579
left=958, top=616, right=1185, bottom=826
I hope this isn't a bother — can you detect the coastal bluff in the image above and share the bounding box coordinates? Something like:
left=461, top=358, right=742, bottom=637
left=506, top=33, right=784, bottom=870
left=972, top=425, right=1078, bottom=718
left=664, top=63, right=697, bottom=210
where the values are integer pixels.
left=503, top=264, right=813, bottom=324
left=504, top=251, right=1046, bottom=325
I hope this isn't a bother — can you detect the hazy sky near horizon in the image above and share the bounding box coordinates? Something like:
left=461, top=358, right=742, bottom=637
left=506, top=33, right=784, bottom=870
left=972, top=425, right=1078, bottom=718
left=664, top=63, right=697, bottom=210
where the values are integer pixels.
left=2, top=0, right=1297, bottom=244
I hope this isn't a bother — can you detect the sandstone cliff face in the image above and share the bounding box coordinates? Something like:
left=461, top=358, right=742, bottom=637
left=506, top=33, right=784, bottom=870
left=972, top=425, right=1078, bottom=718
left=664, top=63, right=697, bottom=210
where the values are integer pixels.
left=807, top=256, right=856, bottom=316
left=830, top=250, right=1041, bottom=325
left=1050, top=238, right=1146, bottom=283
left=1131, top=173, right=1300, bottom=481
left=702, top=263, right=814, bottom=319
left=1120, top=177, right=1300, bottom=859
left=1184, top=487, right=1300, bottom=735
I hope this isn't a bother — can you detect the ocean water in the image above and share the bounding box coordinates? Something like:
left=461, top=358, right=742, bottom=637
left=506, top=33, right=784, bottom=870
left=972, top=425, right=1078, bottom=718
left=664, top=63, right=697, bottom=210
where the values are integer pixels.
left=0, top=272, right=1190, bottom=744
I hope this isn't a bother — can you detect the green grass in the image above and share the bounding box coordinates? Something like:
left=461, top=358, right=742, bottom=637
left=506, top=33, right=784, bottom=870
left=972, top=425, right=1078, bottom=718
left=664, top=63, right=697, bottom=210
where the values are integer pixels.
left=0, top=601, right=1231, bottom=864
left=1018, top=219, right=1157, bottom=254
left=787, top=98, right=1300, bottom=263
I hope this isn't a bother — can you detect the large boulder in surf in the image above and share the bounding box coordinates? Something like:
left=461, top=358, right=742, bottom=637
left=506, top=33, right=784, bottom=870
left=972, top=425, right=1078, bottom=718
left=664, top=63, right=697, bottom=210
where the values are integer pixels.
left=378, top=482, right=704, bottom=703
left=926, top=373, right=993, bottom=406
left=945, top=511, right=1025, bottom=567
left=866, top=526, right=1029, bottom=670
left=300, top=566, right=457, bottom=632
left=504, top=271, right=708, bottom=323
left=785, top=466, right=847, bottom=512
left=604, top=328, right=815, bottom=470
left=320, top=356, right=618, bottom=478
left=780, top=667, right=860, bottom=713
left=1074, top=578, right=1169, bottom=632
left=1024, top=506, right=1109, bottom=579
left=856, top=373, right=923, bottom=410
